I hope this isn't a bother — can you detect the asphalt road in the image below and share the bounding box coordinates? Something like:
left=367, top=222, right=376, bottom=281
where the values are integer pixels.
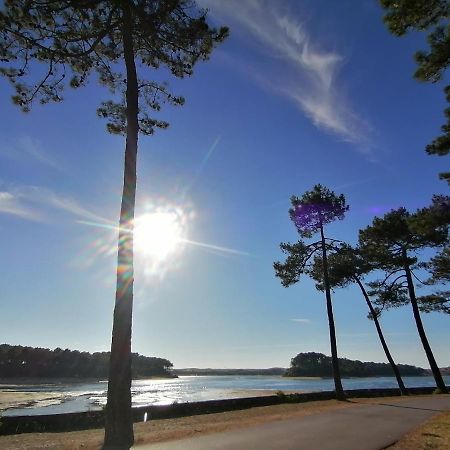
left=135, top=395, right=450, bottom=450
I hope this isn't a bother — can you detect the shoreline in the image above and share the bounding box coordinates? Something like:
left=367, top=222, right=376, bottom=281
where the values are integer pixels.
left=0, top=391, right=67, bottom=411
left=0, top=393, right=446, bottom=450
left=0, top=386, right=443, bottom=431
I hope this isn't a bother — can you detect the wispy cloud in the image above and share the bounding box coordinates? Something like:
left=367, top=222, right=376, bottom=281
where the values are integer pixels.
left=291, top=318, right=311, bottom=324
left=0, top=191, right=43, bottom=221
left=0, top=185, right=106, bottom=223
left=199, top=0, right=372, bottom=153
left=0, top=135, right=64, bottom=171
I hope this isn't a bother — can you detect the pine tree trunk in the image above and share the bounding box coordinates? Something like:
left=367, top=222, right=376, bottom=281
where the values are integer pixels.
left=103, top=4, right=138, bottom=449
left=402, top=251, right=447, bottom=393
left=355, top=278, right=407, bottom=395
left=320, top=225, right=345, bottom=400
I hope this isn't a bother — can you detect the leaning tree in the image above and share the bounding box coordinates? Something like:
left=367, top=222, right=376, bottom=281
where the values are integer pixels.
left=359, top=198, right=449, bottom=393
left=308, top=244, right=408, bottom=395
left=0, top=1, right=228, bottom=447
left=274, top=184, right=348, bottom=400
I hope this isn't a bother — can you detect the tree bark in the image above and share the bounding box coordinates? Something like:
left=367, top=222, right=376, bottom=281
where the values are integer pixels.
left=320, top=225, right=345, bottom=400
left=402, top=250, right=447, bottom=393
left=355, top=277, right=407, bottom=395
left=103, top=4, right=139, bottom=449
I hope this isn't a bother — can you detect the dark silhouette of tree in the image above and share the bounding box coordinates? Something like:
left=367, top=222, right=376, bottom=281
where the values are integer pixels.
left=380, top=0, right=450, bottom=183
left=285, top=351, right=426, bottom=377
left=416, top=196, right=450, bottom=314
left=428, top=246, right=450, bottom=282
left=274, top=184, right=348, bottom=400
left=359, top=200, right=449, bottom=393
left=0, top=2, right=228, bottom=447
left=308, top=244, right=408, bottom=395
left=0, top=344, right=174, bottom=379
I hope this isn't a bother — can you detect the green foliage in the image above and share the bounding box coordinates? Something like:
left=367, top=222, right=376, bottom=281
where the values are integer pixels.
left=427, top=246, right=450, bottom=282
left=425, top=87, right=450, bottom=171
left=359, top=205, right=448, bottom=271
left=380, top=0, right=450, bottom=182
left=289, top=184, right=348, bottom=238
left=417, top=292, right=450, bottom=314
left=308, top=244, right=371, bottom=291
left=274, top=241, right=321, bottom=287
left=381, top=0, right=449, bottom=36
left=285, top=352, right=426, bottom=377
left=411, top=195, right=450, bottom=235
left=275, top=185, right=348, bottom=399
left=360, top=197, right=450, bottom=314
left=0, top=344, right=174, bottom=378
left=0, top=0, right=228, bottom=134
left=275, top=185, right=349, bottom=288
left=367, top=280, right=410, bottom=313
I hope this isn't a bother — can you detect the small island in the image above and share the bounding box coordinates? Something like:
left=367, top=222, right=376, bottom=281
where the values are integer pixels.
left=284, top=352, right=427, bottom=378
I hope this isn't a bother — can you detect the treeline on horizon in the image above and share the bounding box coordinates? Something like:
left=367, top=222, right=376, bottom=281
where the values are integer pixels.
left=285, top=352, right=427, bottom=378
left=0, top=344, right=174, bottom=379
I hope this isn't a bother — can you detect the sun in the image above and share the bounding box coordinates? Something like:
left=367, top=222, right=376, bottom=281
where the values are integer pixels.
left=134, top=211, right=184, bottom=261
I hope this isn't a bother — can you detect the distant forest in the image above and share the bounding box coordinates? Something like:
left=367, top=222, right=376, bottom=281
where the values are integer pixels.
left=0, top=344, right=175, bottom=379
left=285, top=352, right=427, bottom=378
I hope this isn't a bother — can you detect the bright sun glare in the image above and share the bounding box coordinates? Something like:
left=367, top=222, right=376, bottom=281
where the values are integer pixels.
left=134, top=211, right=184, bottom=261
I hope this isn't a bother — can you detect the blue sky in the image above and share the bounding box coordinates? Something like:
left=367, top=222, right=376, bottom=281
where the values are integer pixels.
left=0, top=0, right=449, bottom=369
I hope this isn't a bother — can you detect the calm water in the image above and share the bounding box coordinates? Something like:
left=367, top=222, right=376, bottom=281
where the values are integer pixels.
left=2, top=375, right=449, bottom=416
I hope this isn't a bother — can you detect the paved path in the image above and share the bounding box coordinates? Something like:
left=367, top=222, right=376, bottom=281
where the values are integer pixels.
left=135, top=395, right=450, bottom=450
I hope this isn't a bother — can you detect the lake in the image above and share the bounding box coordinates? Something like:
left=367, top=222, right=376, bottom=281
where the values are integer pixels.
left=2, top=375, right=449, bottom=416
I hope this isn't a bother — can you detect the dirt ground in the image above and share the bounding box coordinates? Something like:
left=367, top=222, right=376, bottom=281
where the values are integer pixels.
left=0, top=398, right=354, bottom=449
left=389, top=410, right=450, bottom=450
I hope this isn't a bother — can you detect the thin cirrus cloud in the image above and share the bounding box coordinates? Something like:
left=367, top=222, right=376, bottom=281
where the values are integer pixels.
left=0, top=191, right=44, bottom=221
left=291, top=318, right=311, bottom=324
left=0, top=185, right=106, bottom=223
left=0, top=135, right=64, bottom=171
left=198, top=0, right=372, bottom=153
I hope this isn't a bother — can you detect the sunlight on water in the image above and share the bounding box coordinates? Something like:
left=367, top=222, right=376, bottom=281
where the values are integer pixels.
left=2, top=375, right=449, bottom=416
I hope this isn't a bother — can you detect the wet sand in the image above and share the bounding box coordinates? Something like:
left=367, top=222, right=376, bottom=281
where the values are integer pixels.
left=0, top=390, right=66, bottom=411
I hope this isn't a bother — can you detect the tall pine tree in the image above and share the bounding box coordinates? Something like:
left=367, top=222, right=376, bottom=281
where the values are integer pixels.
left=308, top=244, right=408, bottom=395
left=359, top=200, right=449, bottom=393
left=274, top=184, right=348, bottom=400
left=0, top=2, right=228, bottom=447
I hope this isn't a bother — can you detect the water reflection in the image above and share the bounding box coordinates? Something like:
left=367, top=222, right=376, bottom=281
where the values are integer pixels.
left=2, top=374, right=449, bottom=416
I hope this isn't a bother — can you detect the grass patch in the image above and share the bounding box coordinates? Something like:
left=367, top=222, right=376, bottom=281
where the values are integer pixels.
left=390, top=410, right=450, bottom=449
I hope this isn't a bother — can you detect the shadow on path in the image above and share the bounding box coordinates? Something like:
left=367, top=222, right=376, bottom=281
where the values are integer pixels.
left=347, top=399, right=446, bottom=413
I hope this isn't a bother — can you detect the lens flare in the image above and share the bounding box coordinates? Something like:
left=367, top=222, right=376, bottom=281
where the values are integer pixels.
left=134, top=211, right=184, bottom=261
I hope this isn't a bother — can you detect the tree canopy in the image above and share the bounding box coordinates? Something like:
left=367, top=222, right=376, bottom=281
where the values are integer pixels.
left=359, top=198, right=449, bottom=392
left=285, top=351, right=426, bottom=378
left=0, top=0, right=228, bottom=134
left=380, top=0, right=450, bottom=182
left=275, top=185, right=349, bottom=400
left=289, top=184, right=348, bottom=238
left=1, top=2, right=228, bottom=447
left=0, top=344, right=174, bottom=379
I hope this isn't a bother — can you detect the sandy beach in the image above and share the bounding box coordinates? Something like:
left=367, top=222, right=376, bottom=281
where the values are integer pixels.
left=0, top=390, right=66, bottom=411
